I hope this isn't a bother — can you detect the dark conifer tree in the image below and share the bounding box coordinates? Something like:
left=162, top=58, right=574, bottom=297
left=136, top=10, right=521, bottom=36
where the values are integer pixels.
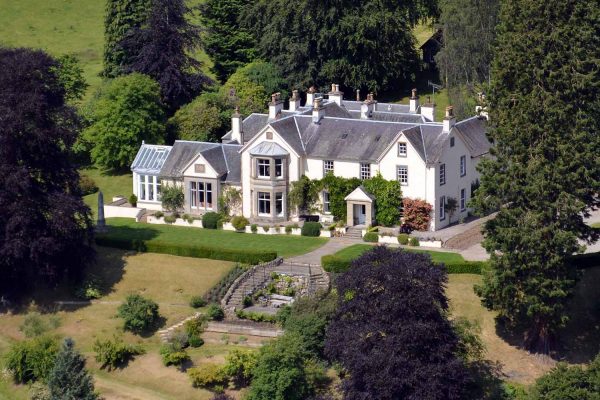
left=0, top=48, right=94, bottom=296
left=48, top=338, right=98, bottom=400
left=200, top=0, right=256, bottom=83
left=325, top=247, right=469, bottom=399
left=122, top=0, right=212, bottom=111
left=473, top=0, right=600, bottom=352
left=103, top=0, right=151, bottom=77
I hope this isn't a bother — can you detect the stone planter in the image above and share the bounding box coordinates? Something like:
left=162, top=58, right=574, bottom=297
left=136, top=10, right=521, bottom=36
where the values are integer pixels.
left=320, top=230, right=333, bottom=238
left=378, top=235, right=398, bottom=245
left=222, top=222, right=236, bottom=231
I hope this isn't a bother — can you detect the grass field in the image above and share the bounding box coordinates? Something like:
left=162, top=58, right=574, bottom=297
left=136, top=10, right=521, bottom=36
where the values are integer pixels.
left=332, top=243, right=465, bottom=265
left=0, top=0, right=213, bottom=100
left=0, top=247, right=250, bottom=400
left=104, top=217, right=328, bottom=258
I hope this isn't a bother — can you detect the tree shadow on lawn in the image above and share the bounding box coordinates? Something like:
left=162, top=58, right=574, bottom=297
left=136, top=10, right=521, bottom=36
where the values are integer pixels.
left=495, top=266, right=600, bottom=363
left=0, top=247, right=129, bottom=316
left=98, top=223, right=161, bottom=242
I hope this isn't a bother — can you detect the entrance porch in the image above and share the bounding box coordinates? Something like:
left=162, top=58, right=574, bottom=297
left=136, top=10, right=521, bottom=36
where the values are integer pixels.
left=344, top=186, right=375, bottom=227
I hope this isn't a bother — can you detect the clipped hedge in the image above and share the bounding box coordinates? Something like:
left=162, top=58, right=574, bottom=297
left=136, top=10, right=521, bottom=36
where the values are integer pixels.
left=321, top=255, right=350, bottom=273
left=322, top=255, right=489, bottom=275
left=363, top=232, right=379, bottom=242
left=95, top=236, right=276, bottom=265
left=301, top=221, right=322, bottom=237
left=202, top=212, right=220, bottom=229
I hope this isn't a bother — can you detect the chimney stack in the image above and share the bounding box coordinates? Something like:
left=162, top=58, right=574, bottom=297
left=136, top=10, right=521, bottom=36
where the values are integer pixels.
left=269, top=92, right=283, bottom=119
left=289, top=89, right=301, bottom=112
left=443, top=106, right=456, bottom=132
left=312, top=97, right=325, bottom=123
left=231, top=106, right=243, bottom=144
left=409, top=88, right=419, bottom=113
left=360, top=93, right=375, bottom=119
left=328, top=83, right=343, bottom=105
left=306, top=86, right=317, bottom=108
left=421, top=95, right=436, bottom=122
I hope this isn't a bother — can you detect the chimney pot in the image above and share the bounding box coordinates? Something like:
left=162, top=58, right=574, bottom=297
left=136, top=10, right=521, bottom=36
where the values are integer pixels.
left=445, top=106, right=454, bottom=119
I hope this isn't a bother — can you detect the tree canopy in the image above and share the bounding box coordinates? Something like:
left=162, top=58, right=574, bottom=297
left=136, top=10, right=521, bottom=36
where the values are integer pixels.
left=82, top=73, right=165, bottom=171
left=0, top=47, right=94, bottom=296
left=472, top=0, right=600, bottom=352
left=48, top=338, right=99, bottom=400
left=241, top=0, right=438, bottom=91
left=325, top=247, right=469, bottom=399
left=531, top=354, right=600, bottom=400
left=200, top=0, right=256, bottom=83
left=103, top=0, right=151, bottom=77
left=122, top=0, right=211, bottom=111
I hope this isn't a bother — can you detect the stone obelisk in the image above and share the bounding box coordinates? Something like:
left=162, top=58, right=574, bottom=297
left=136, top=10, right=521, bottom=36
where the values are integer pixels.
left=96, top=191, right=108, bottom=232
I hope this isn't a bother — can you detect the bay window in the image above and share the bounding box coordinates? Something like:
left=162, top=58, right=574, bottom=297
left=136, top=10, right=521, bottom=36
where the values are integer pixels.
left=258, top=192, right=271, bottom=215
left=275, top=158, right=283, bottom=178
left=257, top=158, right=270, bottom=178
left=275, top=192, right=284, bottom=216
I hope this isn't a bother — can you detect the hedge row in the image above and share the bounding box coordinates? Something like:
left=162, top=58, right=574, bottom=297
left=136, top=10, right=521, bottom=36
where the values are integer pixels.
left=322, top=255, right=489, bottom=275
left=95, top=236, right=277, bottom=265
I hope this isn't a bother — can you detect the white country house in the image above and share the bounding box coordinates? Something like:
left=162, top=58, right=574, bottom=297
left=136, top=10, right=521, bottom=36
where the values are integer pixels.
left=131, top=86, right=490, bottom=231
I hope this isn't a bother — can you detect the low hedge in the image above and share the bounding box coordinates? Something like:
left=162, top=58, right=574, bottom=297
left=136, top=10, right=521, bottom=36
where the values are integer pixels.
left=322, top=254, right=489, bottom=275
left=321, top=255, right=350, bottom=273
left=363, top=232, right=379, bottom=242
left=301, top=222, right=322, bottom=237
left=95, top=236, right=276, bottom=265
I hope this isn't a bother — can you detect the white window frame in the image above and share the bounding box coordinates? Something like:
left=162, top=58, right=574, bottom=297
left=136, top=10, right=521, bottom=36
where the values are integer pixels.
left=460, top=155, right=466, bottom=177
left=440, top=163, right=446, bottom=186
left=460, top=188, right=466, bottom=211
left=275, top=158, right=283, bottom=178
left=275, top=192, right=284, bottom=217
left=440, top=195, right=446, bottom=220
left=257, top=158, right=270, bottom=178
left=322, top=191, right=330, bottom=213
left=258, top=192, right=271, bottom=216
left=190, top=181, right=213, bottom=210
left=397, top=142, right=407, bottom=157
left=137, top=174, right=160, bottom=202
left=360, top=163, right=371, bottom=180
left=323, top=160, right=334, bottom=175
left=396, top=165, right=408, bottom=185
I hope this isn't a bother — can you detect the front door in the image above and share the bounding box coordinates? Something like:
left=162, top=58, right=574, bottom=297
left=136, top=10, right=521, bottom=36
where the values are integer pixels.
left=354, top=204, right=366, bottom=225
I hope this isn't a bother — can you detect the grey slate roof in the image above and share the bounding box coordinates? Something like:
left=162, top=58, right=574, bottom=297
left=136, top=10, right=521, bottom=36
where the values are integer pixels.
left=342, top=100, right=411, bottom=114
left=160, top=141, right=219, bottom=178
left=222, top=113, right=269, bottom=145
left=221, top=144, right=242, bottom=183
left=453, top=117, right=490, bottom=157
left=348, top=110, right=425, bottom=124
left=250, top=141, right=289, bottom=157
left=131, top=144, right=172, bottom=174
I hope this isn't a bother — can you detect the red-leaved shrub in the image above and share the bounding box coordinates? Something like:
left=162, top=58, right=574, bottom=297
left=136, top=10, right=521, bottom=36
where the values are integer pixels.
left=402, top=198, right=432, bottom=231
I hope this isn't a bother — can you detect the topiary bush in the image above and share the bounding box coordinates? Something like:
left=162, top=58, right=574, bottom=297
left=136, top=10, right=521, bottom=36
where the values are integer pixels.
left=129, top=194, right=138, bottom=207
left=363, top=232, right=379, bottom=242
left=408, top=237, right=420, bottom=247
left=301, top=221, right=322, bottom=237
left=397, top=233, right=409, bottom=245
left=251, top=224, right=258, bottom=233
left=202, top=212, right=221, bottom=229
left=285, top=225, right=292, bottom=234
left=154, top=211, right=164, bottom=218
left=207, top=304, right=225, bottom=321
left=164, top=215, right=176, bottom=224
left=189, top=296, right=207, bottom=308
left=117, top=294, right=160, bottom=334
left=231, top=216, right=249, bottom=231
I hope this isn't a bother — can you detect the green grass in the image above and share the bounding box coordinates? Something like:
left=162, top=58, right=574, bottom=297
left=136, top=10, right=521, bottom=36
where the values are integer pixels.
left=332, top=244, right=465, bottom=264
left=81, top=167, right=132, bottom=217
left=105, top=217, right=328, bottom=258
left=0, top=0, right=213, bottom=100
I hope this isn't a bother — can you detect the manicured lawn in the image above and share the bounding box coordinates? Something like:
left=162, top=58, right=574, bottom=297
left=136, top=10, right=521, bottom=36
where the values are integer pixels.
left=332, top=244, right=465, bottom=265
left=81, top=167, right=132, bottom=217
left=0, top=247, right=250, bottom=399
left=104, top=217, right=328, bottom=258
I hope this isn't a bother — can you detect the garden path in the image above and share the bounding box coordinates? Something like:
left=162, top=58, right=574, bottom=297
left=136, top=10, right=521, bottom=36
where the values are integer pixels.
left=285, top=237, right=362, bottom=265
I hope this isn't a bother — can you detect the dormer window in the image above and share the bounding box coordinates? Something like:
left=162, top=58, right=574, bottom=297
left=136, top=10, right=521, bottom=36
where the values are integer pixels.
left=257, top=158, right=270, bottom=178
left=398, top=142, right=407, bottom=157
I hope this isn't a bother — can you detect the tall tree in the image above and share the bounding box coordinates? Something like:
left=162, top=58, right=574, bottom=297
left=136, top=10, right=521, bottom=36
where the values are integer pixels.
left=200, top=0, right=256, bottom=83
left=48, top=338, right=99, bottom=400
left=435, top=0, right=500, bottom=117
left=0, top=48, right=94, bottom=296
left=82, top=73, right=165, bottom=171
left=103, top=0, right=151, bottom=77
left=242, top=0, right=438, bottom=92
left=325, top=247, right=469, bottom=399
left=473, top=0, right=600, bottom=352
left=122, top=0, right=212, bottom=111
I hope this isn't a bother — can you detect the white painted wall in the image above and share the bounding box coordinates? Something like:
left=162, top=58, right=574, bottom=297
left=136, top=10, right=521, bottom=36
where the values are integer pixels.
left=181, top=153, right=220, bottom=179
